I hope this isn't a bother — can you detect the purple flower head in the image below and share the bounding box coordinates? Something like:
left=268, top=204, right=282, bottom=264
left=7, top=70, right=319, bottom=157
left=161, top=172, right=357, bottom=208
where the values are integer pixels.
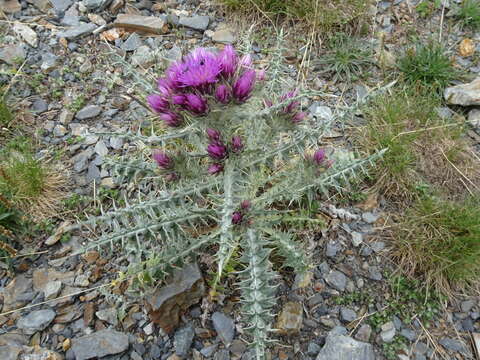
left=206, top=128, right=221, bottom=142
left=152, top=150, right=173, bottom=169
left=207, top=142, right=228, bottom=159
left=208, top=163, right=223, bottom=175
left=240, top=200, right=251, bottom=210
left=232, top=211, right=243, bottom=225
left=176, top=48, right=222, bottom=91
left=231, top=135, right=244, bottom=153
left=172, top=94, right=187, bottom=106
left=215, top=84, right=231, bottom=104
left=313, top=149, right=326, bottom=165
left=256, top=69, right=266, bottom=81
left=147, top=94, right=169, bottom=113
left=159, top=111, right=182, bottom=127
left=185, top=94, right=208, bottom=115
left=239, top=54, right=253, bottom=69
left=157, top=78, right=174, bottom=96
left=233, top=70, right=256, bottom=103
left=292, top=112, right=307, bottom=123
left=217, top=45, right=238, bottom=78
left=281, top=89, right=300, bottom=113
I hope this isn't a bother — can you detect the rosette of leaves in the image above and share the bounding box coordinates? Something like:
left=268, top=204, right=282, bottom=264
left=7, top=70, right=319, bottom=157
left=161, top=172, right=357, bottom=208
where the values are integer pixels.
left=78, top=42, right=384, bottom=359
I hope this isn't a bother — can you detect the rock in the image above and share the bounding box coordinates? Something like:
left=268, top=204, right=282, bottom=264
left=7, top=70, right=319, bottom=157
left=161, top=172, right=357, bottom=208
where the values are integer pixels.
left=53, top=124, right=67, bottom=137
left=59, top=109, right=74, bottom=124
left=0, top=0, right=21, bottom=13
left=351, top=232, right=363, bottom=247
left=96, top=308, right=118, bottom=326
left=459, top=38, right=475, bottom=57
left=1, top=275, right=33, bottom=312
left=94, top=140, right=108, bottom=156
left=41, top=53, right=59, bottom=72
left=88, top=13, right=107, bottom=26
left=380, top=321, right=396, bottom=343
left=179, top=15, right=210, bottom=31
left=131, top=45, right=155, bottom=67
left=316, top=333, right=375, bottom=360
left=400, top=328, right=417, bottom=341
left=212, top=28, right=235, bottom=44
left=121, top=32, right=142, bottom=51
left=214, top=349, right=230, bottom=360
left=276, top=301, right=303, bottom=335
left=71, top=329, right=129, bottom=360
left=325, top=270, right=347, bottom=291
left=110, top=136, right=124, bottom=150
left=0, top=345, right=22, bottom=360
left=340, top=307, right=357, bottom=323
left=44, top=280, right=62, bottom=300
left=461, top=300, right=476, bottom=313
left=361, top=212, right=378, bottom=223
left=17, top=309, right=56, bottom=334
left=445, top=78, right=480, bottom=106
left=76, top=105, right=102, bottom=120
left=84, top=0, right=112, bottom=11
left=145, top=262, right=205, bottom=333
left=50, top=0, right=73, bottom=12
left=439, top=337, right=468, bottom=353
left=62, top=5, right=81, bottom=26
left=307, top=342, right=322, bottom=356
left=57, top=23, right=98, bottom=40
left=174, top=325, right=195, bottom=357
left=326, top=239, right=341, bottom=257
left=212, top=312, right=235, bottom=346
left=468, top=108, right=480, bottom=128
left=13, top=23, right=38, bottom=48
left=114, top=14, right=167, bottom=34
left=368, top=266, right=382, bottom=281
left=74, top=274, right=90, bottom=287
left=32, top=99, right=48, bottom=113
left=0, top=44, right=25, bottom=65
left=354, top=324, right=372, bottom=342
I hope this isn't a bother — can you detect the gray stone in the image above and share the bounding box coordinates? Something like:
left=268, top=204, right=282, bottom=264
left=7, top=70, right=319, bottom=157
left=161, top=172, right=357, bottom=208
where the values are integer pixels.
left=468, top=108, right=480, bottom=128
left=74, top=274, right=90, bottom=287
left=57, top=23, right=98, bottom=40
left=354, top=324, right=372, bottom=342
left=276, top=301, right=303, bottom=335
left=174, top=325, right=194, bottom=357
left=179, top=15, right=210, bottom=31
left=351, top=232, right=363, bottom=247
left=326, top=240, right=341, bottom=257
left=211, top=28, right=235, bottom=43
left=132, top=45, right=155, bottom=67
left=200, top=344, right=218, bottom=357
left=71, top=329, right=129, bottom=360
left=380, top=321, right=396, bottom=343
left=1, top=275, right=33, bottom=312
left=316, top=333, right=375, bottom=360
left=145, top=262, right=205, bottom=333
left=325, top=270, right=347, bottom=291
left=53, top=124, right=67, bottom=137
left=0, top=0, right=22, bottom=13
left=371, top=242, right=386, bottom=253
left=76, top=105, right=102, bottom=120
left=310, top=104, right=332, bottom=121
left=461, top=300, right=476, bottom=313
left=121, top=32, right=142, bottom=51
left=0, top=44, right=25, bottom=65
left=114, top=13, right=167, bottom=34
left=0, top=345, right=22, bottom=360
left=445, top=78, right=480, bottom=106
left=307, top=342, right=322, bottom=356
left=50, top=0, right=73, bottom=12
left=84, top=0, right=112, bottom=11
left=439, top=337, right=468, bottom=353
left=400, top=328, right=417, bottom=341
left=44, top=280, right=62, bottom=300
left=32, top=98, right=48, bottom=113
left=361, top=212, right=378, bottom=223
left=110, top=137, right=124, bottom=150
left=13, top=23, right=38, bottom=47
left=96, top=308, right=118, bottom=326
left=436, top=106, right=455, bottom=120
left=212, top=312, right=235, bottom=346
left=368, top=266, right=382, bottom=281
left=214, top=349, right=230, bottom=360
left=94, top=140, right=108, bottom=156
left=17, top=309, right=56, bottom=334
left=340, top=307, right=357, bottom=323
left=62, top=5, right=81, bottom=26
left=461, top=317, right=475, bottom=332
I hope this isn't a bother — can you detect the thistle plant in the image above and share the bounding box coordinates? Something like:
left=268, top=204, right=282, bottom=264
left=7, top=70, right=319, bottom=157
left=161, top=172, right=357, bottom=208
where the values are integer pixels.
left=78, top=41, right=384, bottom=359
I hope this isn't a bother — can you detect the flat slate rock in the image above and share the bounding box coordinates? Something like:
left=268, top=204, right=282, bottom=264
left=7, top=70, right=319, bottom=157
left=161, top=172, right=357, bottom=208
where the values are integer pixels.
left=57, top=23, right=98, bottom=40
left=50, top=0, right=73, bottom=12
left=316, top=333, right=375, bottom=360
left=179, top=15, right=210, bottom=31
left=17, top=309, right=56, bottom=334
left=71, top=329, right=129, bottom=360
left=114, top=14, right=167, bottom=34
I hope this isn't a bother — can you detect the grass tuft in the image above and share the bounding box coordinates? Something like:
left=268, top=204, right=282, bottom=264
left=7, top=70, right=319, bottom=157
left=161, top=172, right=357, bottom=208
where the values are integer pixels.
left=398, top=42, right=459, bottom=92
left=219, top=0, right=372, bottom=31
left=315, top=33, right=374, bottom=81
left=392, top=196, right=480, bottom=293
left=0, top=97, right=13, bottom=127
left=454, top=0, right=480, bottom=29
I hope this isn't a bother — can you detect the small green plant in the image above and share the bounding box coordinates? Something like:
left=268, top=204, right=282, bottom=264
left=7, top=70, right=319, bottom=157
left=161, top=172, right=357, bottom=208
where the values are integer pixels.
left=454, top=0, right=480, bottom=29
left=0, top=94, right=13, bottom=127
left=382, top=336, right=408, bottom=360
left=334, top=291, right=372, bottom=305
left=398, top=42, right=459, bottom=92
left=67, top=95, right=86, bottom=112
left=393, top=196, right=480, bottom=293
left=63, top=193, right=90, bottom=211
left=315, top=33, right=374, bottom=81
left=416, top=0, right=442, bottom=18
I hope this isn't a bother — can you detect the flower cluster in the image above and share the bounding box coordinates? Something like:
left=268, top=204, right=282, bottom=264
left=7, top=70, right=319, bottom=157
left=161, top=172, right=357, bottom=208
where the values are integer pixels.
left=309, top=148, right=334, bottom=169
left=206, top=128, right=244, bottom=175
left=147, top=45, right=262, bottom=127
left=152, top=150, right=177, bottom=181
left=232, top=200, right=251, bottom=225
left=264, top=89, right=307, bottom=124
